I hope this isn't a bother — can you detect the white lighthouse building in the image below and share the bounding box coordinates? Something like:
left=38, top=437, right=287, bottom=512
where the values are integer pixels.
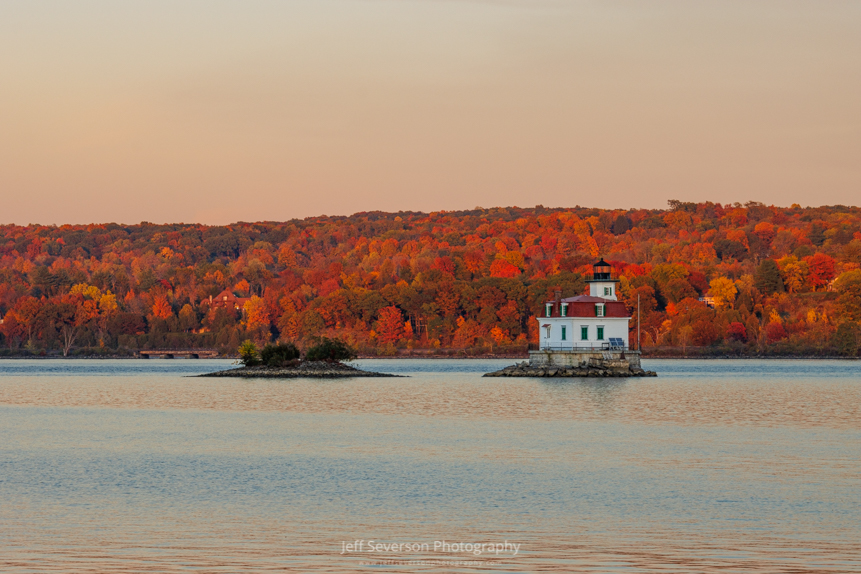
left=530, top=259, right=640, bottom=368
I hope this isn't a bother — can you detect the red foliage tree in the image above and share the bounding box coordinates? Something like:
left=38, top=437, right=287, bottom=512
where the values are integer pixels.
left=692, top=319, right=720, bottom=346
left=766, top=322, right=788, bottom=343
left=376, top=306, right=405, bottom=345
left=804, top=253, right=836, bottom=291
left=726, top=322, right=747, bottom=342
left=151, top=297, right=173, bottom=320
left=489, top=259, right=521, bottom=278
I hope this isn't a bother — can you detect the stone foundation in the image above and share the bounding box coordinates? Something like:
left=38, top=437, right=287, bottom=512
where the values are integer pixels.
left=484, top=350, right=655, bottom=377
left=528, top=349, right=642, bottom=369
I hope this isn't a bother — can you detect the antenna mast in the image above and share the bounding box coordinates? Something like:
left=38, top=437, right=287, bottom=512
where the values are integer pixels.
left=637, top=293, right=641, bottom=351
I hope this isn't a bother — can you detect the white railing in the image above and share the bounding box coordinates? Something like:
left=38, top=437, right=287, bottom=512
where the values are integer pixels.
left=537, top=343, right=629, bottom=352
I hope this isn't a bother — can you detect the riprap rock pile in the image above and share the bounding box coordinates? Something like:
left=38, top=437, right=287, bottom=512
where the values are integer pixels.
left=484, top=360, right=656, bottom=378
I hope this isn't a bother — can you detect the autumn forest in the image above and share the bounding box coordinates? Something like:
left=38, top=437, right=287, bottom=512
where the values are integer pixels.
left=2, top=201, right=861, bottom=358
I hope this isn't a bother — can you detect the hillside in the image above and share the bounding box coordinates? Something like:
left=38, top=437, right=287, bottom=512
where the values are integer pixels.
left=2, top=201, right=861, bottom=357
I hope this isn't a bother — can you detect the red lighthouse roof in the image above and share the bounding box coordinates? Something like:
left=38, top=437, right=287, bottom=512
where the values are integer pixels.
left=543, top=295, right=629, bottom=318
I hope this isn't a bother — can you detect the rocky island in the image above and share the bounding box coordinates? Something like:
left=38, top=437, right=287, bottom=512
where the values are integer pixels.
left=484, top=359, right=656, bottom=378
left=199, top=360, right=400, bottom=378
left=199, top=338, right=401, bottom=379
left=484, top=348, right=657, bottom=378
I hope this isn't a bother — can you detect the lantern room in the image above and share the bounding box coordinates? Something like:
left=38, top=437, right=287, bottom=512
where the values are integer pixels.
left=585, top=259, right=619, bottom=301
left=590, top=259, right=612, bottom=280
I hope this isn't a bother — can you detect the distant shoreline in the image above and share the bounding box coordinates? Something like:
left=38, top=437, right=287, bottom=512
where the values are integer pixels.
left=0, top=354, right=857, bottom=361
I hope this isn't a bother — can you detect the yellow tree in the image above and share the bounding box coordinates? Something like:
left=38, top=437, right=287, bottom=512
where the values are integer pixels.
left=71, top=284, right=115, bottom=347
left=70, top=283, right=102, bottom=300
left=708, top=276, right=737, bottom=308
left=99, top=292, right=118, bottom=313
left=243, top=296, right=271, bottom=337
left=777, top=256, right=809, bottom=293
left=96, top=291, right=118, bottom=347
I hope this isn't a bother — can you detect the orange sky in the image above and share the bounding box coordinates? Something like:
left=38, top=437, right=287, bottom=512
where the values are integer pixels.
left=1, top=1, right=859, bottom=225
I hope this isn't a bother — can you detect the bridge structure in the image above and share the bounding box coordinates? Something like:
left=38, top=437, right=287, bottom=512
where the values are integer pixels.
left=138, top=349, right=219, bottom=359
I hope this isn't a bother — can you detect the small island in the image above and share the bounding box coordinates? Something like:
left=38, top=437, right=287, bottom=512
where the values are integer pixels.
left=484, top=359, right=656, bottom=378
left=199, top=338, right=402, bottom=379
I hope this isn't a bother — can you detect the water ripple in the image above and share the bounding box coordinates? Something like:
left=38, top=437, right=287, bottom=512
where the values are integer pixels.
left=0, top=359, right=859, bottom=572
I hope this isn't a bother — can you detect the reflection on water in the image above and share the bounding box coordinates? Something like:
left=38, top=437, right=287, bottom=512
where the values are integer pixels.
left=0, top=359, right=859, bottom=572
left=1, top=359, right=858, bottom=429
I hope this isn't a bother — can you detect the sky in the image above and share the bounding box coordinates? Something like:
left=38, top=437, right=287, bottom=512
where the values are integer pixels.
left=1, top=0, right=859, bottom=225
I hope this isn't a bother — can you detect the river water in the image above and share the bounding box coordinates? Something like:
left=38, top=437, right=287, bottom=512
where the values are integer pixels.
left=0, top=359, right=859, bottom=572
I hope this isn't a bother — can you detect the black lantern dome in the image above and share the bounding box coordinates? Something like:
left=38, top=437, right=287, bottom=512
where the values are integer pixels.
left=590, top=259, right=613, bottom=281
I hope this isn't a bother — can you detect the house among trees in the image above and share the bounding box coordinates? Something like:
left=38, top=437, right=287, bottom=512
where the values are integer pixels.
left=204, top=289, right=250, bottom=311
left=699, top=292, right=716, bottom=307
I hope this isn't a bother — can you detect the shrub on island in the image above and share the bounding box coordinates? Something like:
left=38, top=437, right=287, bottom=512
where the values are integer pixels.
left=238, top=340, right=261, bottom=366
left=238, top=338, right=355, bottom=367
left=260, top=342, right=300, bottom=366
left=305, top=337, right=357, bottom=362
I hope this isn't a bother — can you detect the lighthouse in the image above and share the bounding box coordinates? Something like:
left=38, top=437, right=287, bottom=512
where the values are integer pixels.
left=531, top=259, right=640, bottom=369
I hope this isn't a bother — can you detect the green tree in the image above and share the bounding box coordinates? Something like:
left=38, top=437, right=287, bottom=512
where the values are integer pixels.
left=754, top=259, right=784, bottom=295
left=611, top=215, right=631, bottom=235
left=305, top=337, right=357, bottom=362
left=260, top=342, right=300, bottom=366
left=832, top=322, right=861, bottom=356
left=808, top=223, right=826, bottom=246
left=238, top=339, right=260, bottom=366
left=178, top=304, right=197, bottom=332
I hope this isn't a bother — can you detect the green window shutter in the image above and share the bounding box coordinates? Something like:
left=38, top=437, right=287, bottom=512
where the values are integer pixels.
left=597, top=326, right=604, bottom=340
left=581, top=326, right=588, bottom=340
left=561, top=326, right=567, bottom=341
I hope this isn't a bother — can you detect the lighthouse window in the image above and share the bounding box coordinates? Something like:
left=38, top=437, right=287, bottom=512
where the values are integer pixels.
left=595, top=304, right=605, bottom=317
left=581, top=326, right=588, bottom=340
left=597, top=326, right=605, bottom=340
left=561, top=303, right=568, bottom=317
left=604, top=286, right=612, bottom=296
left=561, top=326, right=567, bottom=341
left=545, top=304, right=552, bottom=317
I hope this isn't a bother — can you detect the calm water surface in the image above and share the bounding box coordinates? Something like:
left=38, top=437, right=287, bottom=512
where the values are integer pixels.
left=0, top=359, right=859, bottom=572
